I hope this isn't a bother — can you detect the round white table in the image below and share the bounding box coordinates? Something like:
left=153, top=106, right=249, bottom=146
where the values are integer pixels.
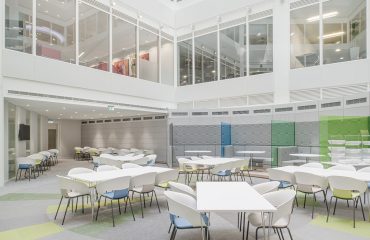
left=289, top=153, right=324, bottom=163
left=236, top=151, right=266, bottom=169
left=184, top=150, right=212, bottom=157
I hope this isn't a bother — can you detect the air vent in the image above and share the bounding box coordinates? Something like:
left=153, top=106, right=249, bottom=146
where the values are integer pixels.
left=133, top=117, right=141, bottom=121
left=346, top=97, right=367, bottom=105
left=155, top=116, right=166, bottom=120
left=290, top=0, right=319, bottom=10
left=249, top=9, right=273, bottom=22
left=297, top=104, right=317, bottom=111
left=89, top=120, right=95, bottom=124
left=212, top=111, right=229, bottom=116
left=232, top=110, right=249, bottom=115
left=178, top=33, right=193, bottom=41
left=82, top=0, right=110, bottom=12
left=290, top=89, right=320, bottom=102
left=113, top=119, right=121, bottom=122
left=112, top=9, right=136, bottom=24
left=104, top=119, right=112, bottom=123
left=140, top=22, right=159, bottom=35
left=321, top=102, right=341, bottom=108
left=275, top=107, right=293, bottom=113
left=322, top=84, right=367, bottom=99
left=253, top=109, right=271, bottom=114
left=82, top=121, right=87, bottom=124
left=122, top=118, right=130, bottom=122
left=96, top=120, right=103, bottom=123
left=192, top=112, right=208, bottom=116
left=143, top=116, right=153, bottom=120
left=172, top=112, right=188, bottom=117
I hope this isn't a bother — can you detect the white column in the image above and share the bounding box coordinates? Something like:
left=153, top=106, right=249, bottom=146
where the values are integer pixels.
left=273, top=0, right=290, bottom=104
left=76, top=0, right=79, bottom=65
left=136, top=18, right=140, bottom=79
left=367, top=0, right=370, bottom=61
left=109, top=4, right=113, bottom=73
left=246, top=11, right=249, bottom=76
left=319, top=0, right=323, bottom=65
left=192, top=29, right=195, bottom=85
left=32, top=0, right=36, bottom=55
left=173, top=34, right=178, bottom=87
left=0, top=0, right=5, bottom=186
left=159, top=29, right=162, bottom=84
left=217, top=22, right=221, bottom=81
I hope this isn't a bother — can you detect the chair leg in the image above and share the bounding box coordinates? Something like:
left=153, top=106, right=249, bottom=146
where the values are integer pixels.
left=111, top=200, right=115, bottom=227
left=75, top=197, right=79, bottom=212
left=246, top=221, right=250, bottom=240
left=62, top=198, right=71, bottom=225
left=54, top=196, right=63, bottom=220
left=95, top=196, right=102, bottom=221
left=323, top=190, right=329, bottom=214
left=168, top=223, right=173, bottom=234
left=333, top=198, right=338, bottom=215
left=153, top=190, right=161, bottom=213
left=82, top=196, right=85, bottom=214
left=287, top=227, right=293, bottom=240
left=150, top=191, right=154, bottom=207
left=170, top=227, right=177, bottom=240
left=303, top=194, right=307, bottom=208
left=276, top=228, right=282, bottom=240
left=127, top=197, right=136, bottom=221
left=139, top=194, right=144, bottom=218
left=118, top=199, right=121, bottom=215
left=327, top=196, right=333, bottom=222
left=353, top=199, right=356, bottom=228
left=359, top=197, right=366, bottom=221
left=280, top=228, right=285, bottom=240
left=312, top=193, right=316, bottom=219
left=255, top=227, right=259, bottom=240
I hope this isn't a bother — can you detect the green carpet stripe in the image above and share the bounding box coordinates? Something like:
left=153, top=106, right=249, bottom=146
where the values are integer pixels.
left=311, top=215, right=370, bottom=238
left=0, top=193, right=60, bottom=201
left=0, top=222, right=64, bottom=240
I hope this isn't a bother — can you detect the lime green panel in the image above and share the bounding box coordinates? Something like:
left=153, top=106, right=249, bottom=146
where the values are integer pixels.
left=0, top=222, right=63, bottom=240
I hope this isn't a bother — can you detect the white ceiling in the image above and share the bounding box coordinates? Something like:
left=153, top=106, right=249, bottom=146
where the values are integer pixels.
left=156, top=0, right=206, bottom=10
left=6, top=98, right=161, bottom=121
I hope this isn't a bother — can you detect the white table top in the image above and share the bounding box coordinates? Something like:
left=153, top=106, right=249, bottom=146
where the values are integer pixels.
left=289, top=154, right=324, bottom=158
left=196, top=182, right=276, bottom=212
left=276, top=166, right=370, bottom=182
left=185, top=158, right=242, bottom=166
left=236, top=151, right=266, bottom=154
left=184, top=150, right=212, bottom=153
left=68, top=166, right=172, bottom=184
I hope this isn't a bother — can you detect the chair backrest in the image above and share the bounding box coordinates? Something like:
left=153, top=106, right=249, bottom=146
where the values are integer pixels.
left=328, top=176, right=368, bottom=196
left=57, top=175, right=90, bottom=196
left=267, top=168, right=296, bottom=184
left=358, top=166, right=370, bottom=173
left=16, top=157, right=36, bottom=166
left=294, top=172, right=328, bottom=190
left=210, top=162, right=233, bottom=174
left=88, top=148, right=99, bottom=155
left=328, top=165, right=356, bottom=171
left=190, top=156, right=203, bottom=161
left=74, top=147, right=82, bottom=153
left=168, top=181, right=196, bottom=198
left=164, top=191, right=206, bottom=227
left=97, top=165, right=120, bottom=172
left=263, top=189, right=296, bottom=226
left=130, top=172, right=156, bottom=192
left=28, top=154, right=45, bottom=161
left=253, top=181, right=280, bottom=195
left=122, top=163, right=143, bottom=169
left=177, top=158, right=191, bottom=171
left=301, top=162, right=323, bottom=169
left=96, top=176, right=131, bottom=197
left=68, top=167, right=94, bottom=175
left=146, top=154, right=157, bottom=165
left=155, top=169, right=178, bottom=185
left=131, top=157, right=149, bottom=166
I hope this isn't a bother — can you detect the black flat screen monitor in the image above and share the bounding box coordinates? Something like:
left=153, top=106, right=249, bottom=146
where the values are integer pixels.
left=18, top=124, right=30, bottom=141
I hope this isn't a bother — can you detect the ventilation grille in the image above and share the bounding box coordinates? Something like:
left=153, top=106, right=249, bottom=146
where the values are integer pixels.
left=249, top=9, right=273, bottom=22
left=143, top=116, right=153, bottom=120
left=249, top=93, right=273, bottom=105
left=253, top=109, right=271, bottom=114
left=7, top=90, right=166, bottom=111
left=140, top=22, right=159, bottom=35
left=212, top=111, right=229, bottom=116
left=322, top=84, right=367, bottom=99
left=89, top=120, right=95, bottom=123
left=96, top=120, right=103, bottom=123
left=233, top=110, right=249, bottom=115
left=178, top=33, right=193, bottom=41
left=133, top=117, right=141, bottom=121
left=122, top=118, right=131, bottom=122
left=290, top=89, right=320, bottom=102
left=297, top=104, right=317, bottom=111
left=275, top=107, right=293, bottom=113
left=321, top=101, right=341, bottom=108
left=113, top=119, right=121, bottom=122
left=192, top=112, right=208, bottom=116
left=155, top=116, right=166, bottom=119
left=290, top=0, right=319, bottom=10
left=346, top=97, right=367, bottom=105
left=194, top=26, right=218, bottom=37
left=82, top=0, right=110, bottom=12
left=219, top=18, right=245, bottom=29
left=171, top=112, right=188, bottom=117
left=112, top=9, right=136, bottom=24
left=82, top=121, right=87, bottom=124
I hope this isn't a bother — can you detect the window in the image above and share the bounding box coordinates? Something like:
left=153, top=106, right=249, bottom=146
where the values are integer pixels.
left=249, top=16, right=273, bottom=75
left=194, top=32, right=218, bottom=83
left=323, top=0, right=367, bottom=64
left=139, top=28, right=159, bottom=82
left=178, top=39, right=193, bottom=86
left=36, top=0, right=76, bottom=63
left=161, top=37, right=174, bottom=85
left=79, top=3, right=109, bottom=71
left=220, top=24, right=246, bottom=79
left=112, top=16, right=136, bottom=77
left=5, top=0, right=33, bottom=53
left=290, top=4, right=320, bottom=69
left=7, top=103, right=16, bottom=179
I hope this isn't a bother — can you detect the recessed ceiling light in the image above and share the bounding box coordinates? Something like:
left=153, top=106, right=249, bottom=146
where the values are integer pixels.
left=74, top=112, right=78, bottom=114
left=70, top=116, right=73, bottom=119
left=335, top=48, right=341, bottom=52
left=57, top=118, right=61, bottom=120
left=26, top=104, right=30, bottom=107
left=84, top=115, right=87, bottom=117
left=92, top=109, right=96, bottom=112
left=340, top=57, right=344, bottom=60
left=59, top=113, right=63, bottom=116
left=45, top=109, right=49, bottom=112
left=62, top=107, right=66, bottom=110
left=117, top=112, right=120, bottom=114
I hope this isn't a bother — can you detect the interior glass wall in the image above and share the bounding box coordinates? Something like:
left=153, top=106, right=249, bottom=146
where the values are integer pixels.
left=5, top=0, right=33, bottom=53
left=79, top=3, right=109, bottom=71
left=323, top=0, right=367, bottom=64
left=220, top=24, right=246, bottom=79
left=178, top=39, right=193, bottom=86
left=139, top=28, right=159, bottom=82
left=8, top=103, right=16, bottom=179
left=194, top=32, right=218, bottom=83
left=290, top=4, right=320, bottom=69
left=36, top=0, right=75, bottom=63
left=112, top=17, right=137, bottom=77
left=249, top=16, right=273, bottom=75
left=161, top=38, right=174, bottom=86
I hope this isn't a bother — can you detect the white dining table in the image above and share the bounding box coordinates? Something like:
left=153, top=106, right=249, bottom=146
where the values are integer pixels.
left=289, top=153, right=324, bottom=163
left=68, top=166, right=174, bottom=220
left=196, top=182, right=276, bottom=240
left=184, top=157, right=242, bottom=167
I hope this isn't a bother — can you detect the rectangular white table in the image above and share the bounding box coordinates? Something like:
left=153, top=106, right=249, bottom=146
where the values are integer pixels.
left=197, top=182, right=276, bottom=240
left=68, top=166, right=174, bottom=220
left=289, top=153, right=324, bottom=163
left=185, top=157, right=242, bottom=167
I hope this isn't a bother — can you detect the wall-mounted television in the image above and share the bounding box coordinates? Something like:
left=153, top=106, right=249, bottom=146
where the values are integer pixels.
left=18, top=124, right=30, bottom=141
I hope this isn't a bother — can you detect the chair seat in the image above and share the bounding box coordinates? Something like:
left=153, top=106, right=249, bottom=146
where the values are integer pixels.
left=248, top=212, right=289, bottom=228
left=157, top=182, right=169, bottom=189
left=132, top=186, right=155, bottom=193
left=173, top=214, right=209, bottom=229
left=18, top=164, right=33, bottom=169
left=103, top=189, right=129, bottom=199
left=279, top=181, right=293, bottom=189
left=333, top=189, right=361, bottom=200
left=67, top=191, right=88, bottom=198
left=214, top=170, right=231, bottom=177
left=297, top=185, right=323, bottom=194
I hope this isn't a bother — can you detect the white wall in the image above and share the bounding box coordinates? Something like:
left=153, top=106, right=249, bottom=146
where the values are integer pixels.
left=39, top=116, right=49, bottom=151
left=57, top=120, right=81, bottom=159
left=30, top=112, right=39, bottom=154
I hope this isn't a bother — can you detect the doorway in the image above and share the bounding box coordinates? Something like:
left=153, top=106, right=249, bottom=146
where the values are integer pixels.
left=48, top=129, right=57, bottom=149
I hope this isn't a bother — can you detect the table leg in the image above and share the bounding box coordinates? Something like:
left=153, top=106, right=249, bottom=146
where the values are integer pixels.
left=90, top=186, right=95, bottom=221
left=367, top=189, right=370, bottom=222
left=268, top=212, right=273, bottom=240
left=200, top=213, right=205, bottom=240
left=249, top=154, right=253, bottom=170
left=242, top=212, right=246, bottom=240
left=262, top=212, right=266, bottom=240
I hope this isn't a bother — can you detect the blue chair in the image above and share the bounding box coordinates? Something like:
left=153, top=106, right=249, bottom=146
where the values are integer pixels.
left=95, top=176, right=135, bottom=227
left=16, top=157, right=36, bottom=181
left=210, top=163, right=233, bottom=181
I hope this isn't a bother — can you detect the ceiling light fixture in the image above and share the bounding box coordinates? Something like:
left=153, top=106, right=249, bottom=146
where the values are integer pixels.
left=45, top=109, right=49, bottom=112
left=79, top=51, right=85, bottom=58
left=322, top=31, right=345, bottom=39
left=307, top=11, right=338, bottom=22
left=335, top=48, right=341, bottom=52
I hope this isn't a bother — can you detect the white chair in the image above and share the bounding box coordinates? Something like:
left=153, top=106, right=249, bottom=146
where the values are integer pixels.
left=168, top=181, right=196, bottom=198
left=327, top=176, right=367, bottom=228
left=146, top=154, right=157, bottom=166
left=267, top=168, right=296, bottom=189
left=95, top=176, right=135, bottom=226
left=16, top=157, right=37, bottom=181
left=122, top=163, right=143, bottom=169
left=164, top=191, right=209, bottom=240
left=177, top=158, right=196, bottom=185
left=240, top=158, right=253, bottom=183
left=294, top=172, right=329, bottom=218
left=55, top=175, right=90, bottom=225
left=131, top=157, right=149, bottom=166
left=68, top=167, right=94, bottom=175
left=230, top=159, right=244, bottom=181
left=247, top=189, right=296, bottom=240
left=28, top=153, right=45, bottom=175
left=358, top=166, right=370, bottom=203
left=253, top=181, right=280, bottom=195
left=130, top=172, right=160, bottom=218
left=327, top=165, right=356, bottom=171
left=210, top=162, right=233, bottom=181
left=97, top=165, right=120, bottom=172
left=155, top=169, right=179, bottom=190
left=301, top=162, right=324, bottom=169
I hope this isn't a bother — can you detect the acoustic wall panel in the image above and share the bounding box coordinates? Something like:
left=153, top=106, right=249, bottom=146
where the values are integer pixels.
left=232, top=124, right=271, bottom=145
left=295, top=121, right=320, bottom=147
left=172, top=125, right=220, bottom=145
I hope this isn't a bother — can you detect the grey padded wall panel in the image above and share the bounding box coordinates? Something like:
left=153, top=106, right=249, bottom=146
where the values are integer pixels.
left=232, top=124, right=271, bottom=145
left=172, top=125, right=220, bottom=145
left=295, top=122, right=320, bottom=147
